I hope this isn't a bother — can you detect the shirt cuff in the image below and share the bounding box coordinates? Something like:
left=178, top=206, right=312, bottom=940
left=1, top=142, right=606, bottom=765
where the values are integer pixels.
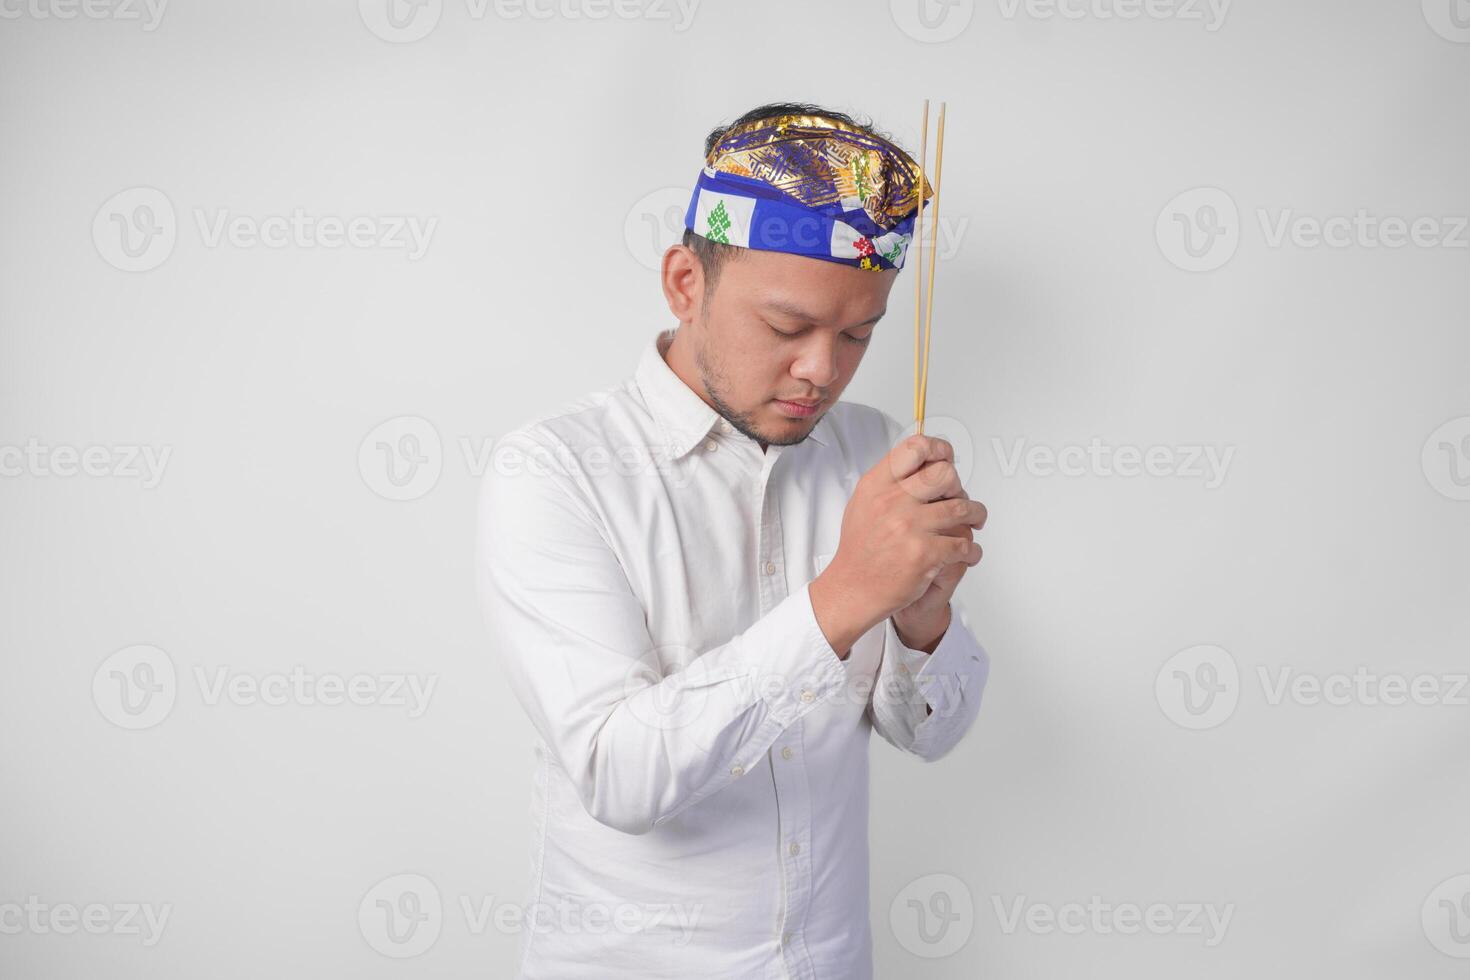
left=739, top=582, right=849, bottom=727
left=882, top=605, right=984, bottom=725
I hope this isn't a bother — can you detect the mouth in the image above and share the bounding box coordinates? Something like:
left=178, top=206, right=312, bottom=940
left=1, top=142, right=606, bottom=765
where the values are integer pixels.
left=773, top=397, right=823, bottom=418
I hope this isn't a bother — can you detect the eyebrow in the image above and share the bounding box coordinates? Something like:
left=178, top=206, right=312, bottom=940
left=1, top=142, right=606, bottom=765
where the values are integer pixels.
left=760, top=298, right=886, bottom=329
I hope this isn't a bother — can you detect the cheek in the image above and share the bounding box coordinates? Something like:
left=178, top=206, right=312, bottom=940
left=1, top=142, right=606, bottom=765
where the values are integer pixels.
left=836, top=344, right=867, bottom=381
left=723, top=326, right=783, bottom=375
left=724, top=354, right=780, bottom=403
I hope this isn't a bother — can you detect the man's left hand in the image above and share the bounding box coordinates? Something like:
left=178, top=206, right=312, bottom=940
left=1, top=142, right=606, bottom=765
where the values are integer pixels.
left=890, top=488, right=985, bottom=653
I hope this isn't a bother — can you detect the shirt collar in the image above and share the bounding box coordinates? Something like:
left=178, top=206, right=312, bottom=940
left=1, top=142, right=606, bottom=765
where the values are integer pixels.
left=634, top=329, right=831, bottom=459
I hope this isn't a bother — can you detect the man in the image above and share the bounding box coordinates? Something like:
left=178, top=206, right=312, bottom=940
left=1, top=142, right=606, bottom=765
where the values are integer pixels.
left=477, top=102, right=990, bottom=980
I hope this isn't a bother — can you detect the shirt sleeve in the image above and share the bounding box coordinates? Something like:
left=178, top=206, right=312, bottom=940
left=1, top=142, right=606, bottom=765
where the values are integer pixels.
left=865, top=604, right=989, bottom=760
left=476, top=428, right=849, bottom=836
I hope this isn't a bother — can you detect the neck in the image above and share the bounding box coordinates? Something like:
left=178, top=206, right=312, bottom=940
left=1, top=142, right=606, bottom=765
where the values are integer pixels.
left=661, top=327, right=718, bottom=414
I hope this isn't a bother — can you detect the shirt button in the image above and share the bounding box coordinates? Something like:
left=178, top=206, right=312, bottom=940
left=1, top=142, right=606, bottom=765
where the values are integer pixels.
left=788, top=842, right=800, bottom=856
left=781, top=931, right=793, bottom=946
left=899, top=663, right=911, bottom=675
left=799, top=690, right=814, bottom=703
left=780, top=746, right=793, bottom=760
left=704, top=439, right=718, bottom=452
left=730, top=764, right=744, bottom=777
left=763, top=560, right=776, bottom=575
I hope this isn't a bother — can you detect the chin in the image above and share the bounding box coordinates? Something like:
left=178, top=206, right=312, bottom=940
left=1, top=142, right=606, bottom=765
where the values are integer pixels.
left=764, top=410, right=814, bottom=428
left=757, top=411, right=819, bottom=445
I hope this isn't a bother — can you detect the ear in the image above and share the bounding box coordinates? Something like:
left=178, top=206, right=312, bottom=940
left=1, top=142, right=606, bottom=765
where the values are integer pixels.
left=661, top=244, right=704, bottom=325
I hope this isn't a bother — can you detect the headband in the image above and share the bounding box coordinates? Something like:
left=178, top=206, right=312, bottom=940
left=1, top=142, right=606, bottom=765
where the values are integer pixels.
left=683, top=113, right=934, bottom=272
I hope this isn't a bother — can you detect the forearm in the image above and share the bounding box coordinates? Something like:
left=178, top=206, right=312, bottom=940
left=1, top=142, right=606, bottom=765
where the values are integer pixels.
left=487, top=567, right=847, bottom=835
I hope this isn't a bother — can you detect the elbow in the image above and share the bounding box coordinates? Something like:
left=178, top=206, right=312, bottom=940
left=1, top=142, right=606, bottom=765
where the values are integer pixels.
left=586, top=804, right=657, bottom=837
left=559, top=724, right=665, bottom=835
left=573, top=781, right=659, bottom=836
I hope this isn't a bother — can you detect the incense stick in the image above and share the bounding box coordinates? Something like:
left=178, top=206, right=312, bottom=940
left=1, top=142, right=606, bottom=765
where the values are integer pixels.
left=916, top=102, right=946, bottom=435
left=912, top=100, right=929, bottom=430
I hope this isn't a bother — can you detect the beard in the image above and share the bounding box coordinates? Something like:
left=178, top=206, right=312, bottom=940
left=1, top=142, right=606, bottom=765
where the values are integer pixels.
left=694, top=337, right=814, bottom=448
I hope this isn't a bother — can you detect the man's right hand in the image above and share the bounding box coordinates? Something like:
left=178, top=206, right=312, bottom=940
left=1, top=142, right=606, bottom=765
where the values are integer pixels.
left=809, top=434, right=986, bottom=658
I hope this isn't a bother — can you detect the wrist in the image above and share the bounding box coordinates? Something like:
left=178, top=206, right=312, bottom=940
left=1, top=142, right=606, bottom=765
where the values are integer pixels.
left=809, top=567, right=882, bottom=660
left=892, top=603, right=951, bottom=654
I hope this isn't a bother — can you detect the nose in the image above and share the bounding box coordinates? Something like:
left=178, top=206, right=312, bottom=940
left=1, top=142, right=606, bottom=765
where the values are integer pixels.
left=790, top=335, right=839, bottom=390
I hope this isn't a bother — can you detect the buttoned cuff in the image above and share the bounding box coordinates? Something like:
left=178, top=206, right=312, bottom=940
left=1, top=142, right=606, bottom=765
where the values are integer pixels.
left=739, top=582, right=849, bottom=727
left=881, top=605, right=984, bottom=725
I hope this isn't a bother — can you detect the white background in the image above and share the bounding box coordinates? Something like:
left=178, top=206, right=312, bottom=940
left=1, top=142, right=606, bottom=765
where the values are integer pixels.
left=2, top=0, right=1468, bottom=976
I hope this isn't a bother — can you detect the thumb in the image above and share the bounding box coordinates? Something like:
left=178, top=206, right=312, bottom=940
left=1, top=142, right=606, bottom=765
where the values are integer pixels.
left=885, top=434, right=953, bottom=484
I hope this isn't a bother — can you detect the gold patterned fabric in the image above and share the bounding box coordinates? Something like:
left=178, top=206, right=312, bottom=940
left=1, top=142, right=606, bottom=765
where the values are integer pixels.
left=705, top=114, right=933, bottom=233
left=684, top=113, right=933, bottom=271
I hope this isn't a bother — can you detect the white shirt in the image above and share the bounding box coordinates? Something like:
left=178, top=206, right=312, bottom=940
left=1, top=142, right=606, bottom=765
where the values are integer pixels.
left=476, top=328, right=989, bottom=980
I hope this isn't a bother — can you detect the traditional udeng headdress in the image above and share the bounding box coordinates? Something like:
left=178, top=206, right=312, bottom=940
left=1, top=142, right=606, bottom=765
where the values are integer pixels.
left=683, top=112, right=934, bottom=272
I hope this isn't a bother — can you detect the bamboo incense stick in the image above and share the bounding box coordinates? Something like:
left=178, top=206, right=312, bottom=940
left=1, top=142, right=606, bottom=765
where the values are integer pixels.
left=913, top=100, right=929, bottom=429
left=917, top=101, right=946, bottom=436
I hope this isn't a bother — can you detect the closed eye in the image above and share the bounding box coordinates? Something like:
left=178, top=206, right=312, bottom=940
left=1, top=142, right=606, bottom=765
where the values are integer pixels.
left=768, top=323, right=872, bottom=345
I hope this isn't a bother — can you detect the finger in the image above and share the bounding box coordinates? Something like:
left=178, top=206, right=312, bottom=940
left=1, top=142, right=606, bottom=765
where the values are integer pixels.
left=899, top=459, right=960, bottom=502
left=885, top=434, right=954, bottom=484
left=930, top=536, right=982, bottom=568
left=915, top=497, right=987, bottom=532
left=922, top=484, right=970, bottom=505
left=931, top=560, right=967, bottom=591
